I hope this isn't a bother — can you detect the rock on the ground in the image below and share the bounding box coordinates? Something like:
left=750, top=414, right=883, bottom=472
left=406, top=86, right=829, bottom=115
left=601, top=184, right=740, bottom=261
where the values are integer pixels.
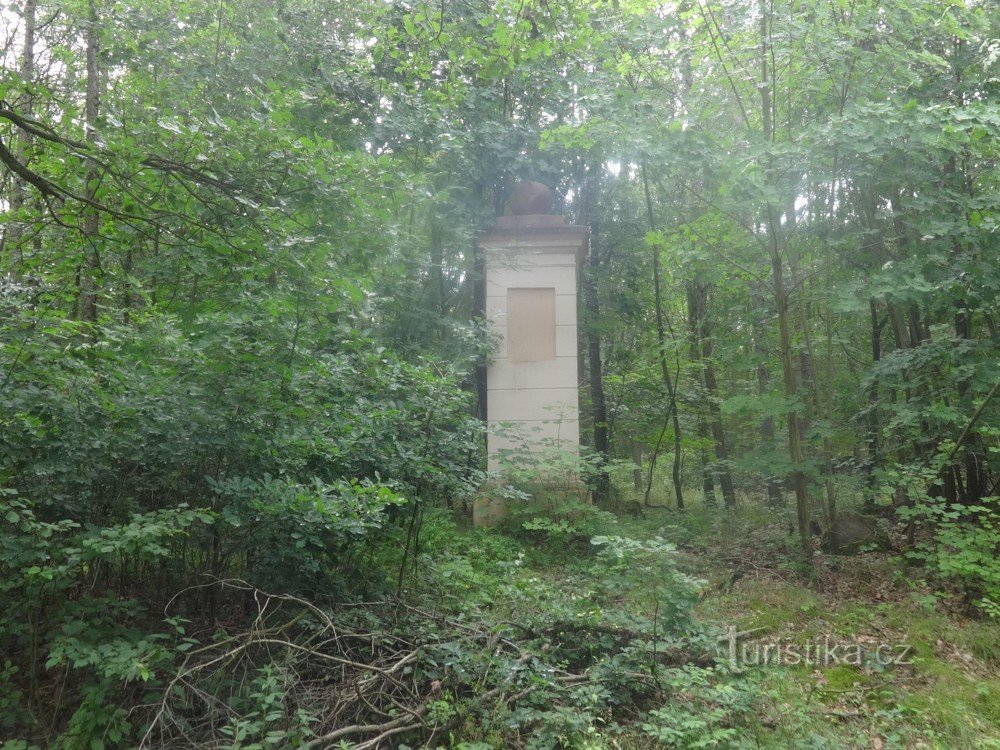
left=821, top=511, right=891, bottom=555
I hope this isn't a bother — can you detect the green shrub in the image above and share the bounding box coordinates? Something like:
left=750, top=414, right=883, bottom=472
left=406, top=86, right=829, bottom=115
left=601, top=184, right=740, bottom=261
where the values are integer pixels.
left=932, top=513, right=1000, bottom=617
left=0, top=304, right=484, bottom=742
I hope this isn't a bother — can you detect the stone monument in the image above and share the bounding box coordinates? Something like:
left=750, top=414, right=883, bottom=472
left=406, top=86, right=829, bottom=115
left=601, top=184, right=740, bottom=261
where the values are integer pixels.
left=473, top=181, right=589, bottom=525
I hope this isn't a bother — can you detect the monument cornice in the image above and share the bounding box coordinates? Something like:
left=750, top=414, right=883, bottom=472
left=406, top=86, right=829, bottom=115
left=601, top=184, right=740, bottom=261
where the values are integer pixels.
left=477, top=215, right=588, bottom=263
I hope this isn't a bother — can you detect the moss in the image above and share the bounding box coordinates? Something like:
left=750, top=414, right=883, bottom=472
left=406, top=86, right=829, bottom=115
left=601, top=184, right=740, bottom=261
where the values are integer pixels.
left=700, top=578, right=824, bottom=634
left=821, top=664, right=871, bottom=692
left=829, top=603, right=878, bottom=636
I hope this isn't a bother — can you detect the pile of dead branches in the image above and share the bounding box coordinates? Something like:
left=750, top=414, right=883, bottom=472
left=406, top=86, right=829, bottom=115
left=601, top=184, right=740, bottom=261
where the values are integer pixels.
left=137, top=579, right=703, bottom=749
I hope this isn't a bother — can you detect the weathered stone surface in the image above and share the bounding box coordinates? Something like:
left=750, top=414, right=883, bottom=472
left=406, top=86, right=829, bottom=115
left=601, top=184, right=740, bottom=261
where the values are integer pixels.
left=474, top=194, right=587, bottom=526
left=508, top=181, right=554, bottom=215
left=820, top=511, right=891, bottom=555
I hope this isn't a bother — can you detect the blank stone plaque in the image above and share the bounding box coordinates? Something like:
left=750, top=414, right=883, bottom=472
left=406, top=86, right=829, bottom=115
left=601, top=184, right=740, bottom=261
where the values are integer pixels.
left=507, top=287, right=556, bottom=363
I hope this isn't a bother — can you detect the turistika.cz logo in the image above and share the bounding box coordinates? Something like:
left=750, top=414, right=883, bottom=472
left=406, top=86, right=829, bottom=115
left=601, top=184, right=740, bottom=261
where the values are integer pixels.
left=718, top=627, right=913, bottom=668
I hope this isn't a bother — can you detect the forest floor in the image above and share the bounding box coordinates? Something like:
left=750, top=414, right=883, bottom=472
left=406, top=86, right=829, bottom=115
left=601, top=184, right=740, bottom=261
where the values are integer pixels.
left=458, top=488, right=1000, bottom=750
left=588, top=496, right=1000, bottom=749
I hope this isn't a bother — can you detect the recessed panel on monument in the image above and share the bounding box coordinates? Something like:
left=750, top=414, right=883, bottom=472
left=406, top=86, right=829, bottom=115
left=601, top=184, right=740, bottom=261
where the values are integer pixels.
left=507, top=288, right=556, bottom=363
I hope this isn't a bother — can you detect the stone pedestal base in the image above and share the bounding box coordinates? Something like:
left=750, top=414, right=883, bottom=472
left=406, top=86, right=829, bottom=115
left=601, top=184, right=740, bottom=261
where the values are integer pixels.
left=472, top=479, right=592, bottom=527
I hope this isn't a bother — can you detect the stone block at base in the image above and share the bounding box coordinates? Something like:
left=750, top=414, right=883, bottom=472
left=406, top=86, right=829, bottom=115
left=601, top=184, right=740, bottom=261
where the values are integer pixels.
left=472, top=480, right=592, bottom=527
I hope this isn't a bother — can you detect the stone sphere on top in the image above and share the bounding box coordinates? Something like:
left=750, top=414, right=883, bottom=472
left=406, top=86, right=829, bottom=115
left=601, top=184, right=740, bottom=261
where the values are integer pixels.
left=507, top=181, right=554, bottom=215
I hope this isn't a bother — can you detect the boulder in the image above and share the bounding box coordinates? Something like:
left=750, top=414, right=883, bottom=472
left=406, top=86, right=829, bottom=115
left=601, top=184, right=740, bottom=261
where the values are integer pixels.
left=820, top=511, right=891, bottom=555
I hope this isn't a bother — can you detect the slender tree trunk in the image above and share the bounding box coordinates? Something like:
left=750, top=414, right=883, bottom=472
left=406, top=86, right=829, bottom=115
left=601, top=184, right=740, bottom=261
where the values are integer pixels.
left=584, top=207, right=610, bottom=502
left=428, top=219, right=445, bottom=315
left=471, top=183, right=490, bottom=421
left=796, top=313, right=813, bottom=442
left=687, top=285, right=718, bottom=505
left=761, top=8, right=812, bottom=560
left=4, top=0, right=36, bottom=272
left=797, top=283, right=837, bottom=525
left=786, top=208, right=811, bottom=448
left=631, top=437, right=643, bottom=493
left=857, top=188, right=903, bottom=486
left=821, top=311, right=837, bottom=526
left=702, top=341, right=737, bottom=508
left=887, top=301, right=912, bottom=351
left=80, top=0, right=102, bottom=326
left=944, top=46, right=989, bottom=504
left=688, top=280, right=736, bottom=508
left=697, top=419, right=717, bottom=505
left=769, top=240, right=813, bottom=561
left=750, top=291, right=784, bottom=507
left=473, top=248, right=487, bottom=421
left=890, top=191, right=965, bottom=504
left=951, top=241, right=987, bottom=505
left=865, top=300, right=884, bottom=503
left=642, top=165, right=684, bottom=509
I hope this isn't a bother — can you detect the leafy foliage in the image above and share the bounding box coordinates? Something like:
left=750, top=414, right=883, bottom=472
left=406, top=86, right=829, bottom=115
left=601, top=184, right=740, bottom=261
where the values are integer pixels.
left=0, top=289, right=482, bottom=742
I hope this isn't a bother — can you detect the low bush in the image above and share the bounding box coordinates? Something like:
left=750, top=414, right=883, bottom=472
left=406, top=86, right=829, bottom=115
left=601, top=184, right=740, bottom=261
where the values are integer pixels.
left=0, top=302, right=484, bottom=745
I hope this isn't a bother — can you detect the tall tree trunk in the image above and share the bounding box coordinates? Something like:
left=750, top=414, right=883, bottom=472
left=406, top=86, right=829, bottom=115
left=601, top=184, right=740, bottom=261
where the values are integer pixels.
left=3, top=0, right=36, bottom=272
left=702, top=342, right=736, bottom=509
left=697, top=418, right=717, bottom=505
left=750, top=291, right=784, bottom=507
left=947, top=181, right=987, bottom=504
left=873, top=201, right=913, bottom=488
left=584, top=195, right=610, bottom=502
left=688, top=280, right=736, bottom=508
left=472, top=187, right=488, bottom=422
left=944, top=45, right=989, bottom=505
left=761, top=7, right=812, bottom=561
left=642, top=165, right=684, bottom=509
left=428, top=219, right=445, bottom=316
left=758, top=363, right=784, bottom=507
left=890, top=191, right=965, bottom=505
left=865, top=300, right=884, bottom=503
left=631, top=437, right=644, bottom=493
left=821, top=311, right=837, bottom=526
left=769, top=239, right=813, bottom=561
left=687, top=286, right=718, bottom=505
left=80, top=0, right=102, bottom=326
left=797, top=283, right=836, bottom=525
left=786, top=207, right=811, bottom=448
